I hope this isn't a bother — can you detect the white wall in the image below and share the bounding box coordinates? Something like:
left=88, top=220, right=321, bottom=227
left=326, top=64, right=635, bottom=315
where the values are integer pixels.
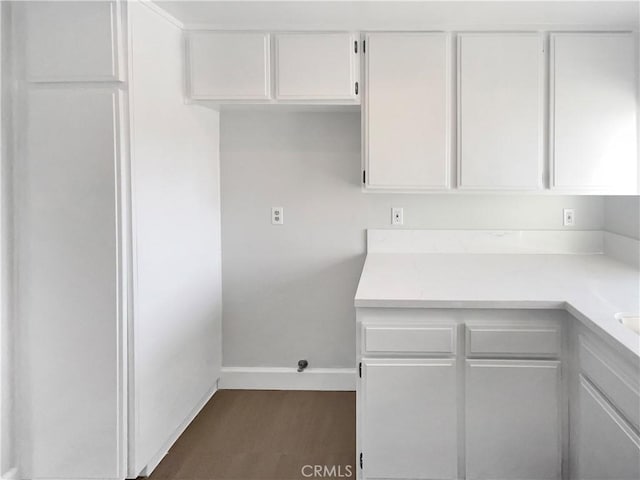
left=220, top=111, right=605, bottom=369
left=128, top=2, right=222, bottom=475
left=604, top=197, right=640, bottom=240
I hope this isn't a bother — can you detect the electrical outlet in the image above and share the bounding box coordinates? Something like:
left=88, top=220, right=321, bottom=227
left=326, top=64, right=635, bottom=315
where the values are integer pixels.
left=391, top=207, right=403, bottom=226
left=563, top=208, right=575, bottom=227
left=272, top=207, right=284, bottom=225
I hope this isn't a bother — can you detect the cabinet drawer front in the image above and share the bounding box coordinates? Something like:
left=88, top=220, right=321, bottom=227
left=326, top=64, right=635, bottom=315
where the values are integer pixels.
left=364, top=325, right=456, bottom=354
left=466, top=324, right=560, bottom=357
left=579, top=338, right=640, bottom=429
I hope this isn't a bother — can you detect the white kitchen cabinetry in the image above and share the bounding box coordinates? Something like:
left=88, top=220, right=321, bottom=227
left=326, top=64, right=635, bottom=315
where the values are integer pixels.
left=363, top=33, right=450, bottom=189
left=275, top=33, right=360, bottom=102
left=20, top=87, right=123, bottom=479
left=361, top=359, right=458, bottom=480
left=187, top=32, right=271, bottom=100
left=356, top=310, right=567, bottom=480
left=24, top=0, right=123, bottom=82
left=19, top=7, right=126, bottom=478
left=363, top=324, right=456, bottom=355
left=458, top=33, right=543, bottom=190
left=15, top=3, right=223, bottom=479
left=576, top=377, right=640, bottom=480
left=573, top=334, right=640, bottom=480
left=465, top=360, right=561, bottom=480
left=465, top=323, right=561, bottom=358
left=550, top=33, right=638, bottom=193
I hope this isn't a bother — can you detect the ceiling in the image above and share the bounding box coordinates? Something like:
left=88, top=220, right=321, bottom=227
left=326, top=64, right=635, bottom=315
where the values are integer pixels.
left=155, top=1, right=640, bottom=30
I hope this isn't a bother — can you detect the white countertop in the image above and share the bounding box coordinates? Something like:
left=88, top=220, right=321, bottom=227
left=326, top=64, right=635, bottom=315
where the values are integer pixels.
left=355, top=253, right=640, bottom=358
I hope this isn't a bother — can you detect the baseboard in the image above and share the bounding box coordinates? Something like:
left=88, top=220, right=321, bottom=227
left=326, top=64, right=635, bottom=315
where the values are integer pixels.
left=137, top=381, right=219, bottom=477
left=604, top=231, right=640, bottom=268
left=220, top=367, right=356, bottom=391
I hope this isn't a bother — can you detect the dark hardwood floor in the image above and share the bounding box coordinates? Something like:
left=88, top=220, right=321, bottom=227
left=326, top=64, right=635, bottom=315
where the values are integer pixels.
left=148, top=390, right=356, bottom=480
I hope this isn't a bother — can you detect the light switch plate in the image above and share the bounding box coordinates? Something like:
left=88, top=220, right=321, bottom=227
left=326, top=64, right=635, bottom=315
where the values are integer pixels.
left=272, top=207, right=284, bottom=225
left=563, top=208, right=575, bottom=227
left=392, top=207, right=403, bottom=226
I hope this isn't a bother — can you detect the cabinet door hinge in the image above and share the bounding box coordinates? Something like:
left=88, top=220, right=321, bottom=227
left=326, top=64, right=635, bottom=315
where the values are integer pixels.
left=360, top=452, right=363, bottom=469
left=354, top=40, right=358, bottom=54
left=358, top=362, right=362, bottom=377
left=362, top=170, right=366, bottom=185
left=355, top=81, right=359, bottom=95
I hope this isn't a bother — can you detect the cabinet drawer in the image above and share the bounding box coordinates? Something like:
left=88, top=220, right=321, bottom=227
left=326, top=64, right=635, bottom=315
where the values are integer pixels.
left=465, top=324, right=560, bottom=357
left=579, top=337, right=640, bottom=429
left=363, top=325, right=456, bottom=354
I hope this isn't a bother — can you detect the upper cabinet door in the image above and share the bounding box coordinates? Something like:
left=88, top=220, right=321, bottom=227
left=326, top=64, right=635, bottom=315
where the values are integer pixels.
left=275, top=33, right=359, bottom=102
left=551, top=33, right=638, bottom=193
left=187, top=32, right=271, bottom=100
left=458, top=33, right=543, bottom=190
left=365, top=33, right=451, bottom=189
left=24, top=1, right=122, bottom=82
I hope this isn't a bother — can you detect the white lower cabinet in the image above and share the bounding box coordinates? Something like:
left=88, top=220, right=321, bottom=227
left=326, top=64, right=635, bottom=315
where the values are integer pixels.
left=361, top=358, right=458, bottom=480
left=576, top=376, right=640, bottom=480
left=465, top=360, right=561, bottom=480
left=356, top=311, right=640, bottom=480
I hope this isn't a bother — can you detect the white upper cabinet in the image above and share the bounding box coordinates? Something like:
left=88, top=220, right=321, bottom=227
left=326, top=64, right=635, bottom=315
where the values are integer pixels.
left=187, top=32, right=271, bottom=100
left=458, top=33, right=543, bottom=190
left=275, top=33, right=360, bottom=102
left=24, top=1, right=122, bottom=82
left=364, top=33, right=451, bottom=189
left=551, top=33, right=638, bottom=193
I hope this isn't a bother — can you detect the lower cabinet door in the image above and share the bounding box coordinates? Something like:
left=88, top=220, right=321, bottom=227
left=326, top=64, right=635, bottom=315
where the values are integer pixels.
left=465, top=360, right=561, bottom=480
left=361, top=358, right=457, bottom=479
left=577, top=376, right=640, bottom=480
